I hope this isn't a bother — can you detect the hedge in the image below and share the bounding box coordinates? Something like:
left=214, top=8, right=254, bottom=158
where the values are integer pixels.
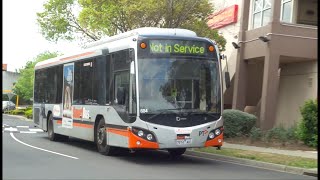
left=222, top=109, right=257, bottom=138
left=296, top=99, right=318, bottom=148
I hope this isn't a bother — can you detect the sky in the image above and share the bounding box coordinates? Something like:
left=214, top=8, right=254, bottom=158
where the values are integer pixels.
left=3, top=0, right=82, bottom=72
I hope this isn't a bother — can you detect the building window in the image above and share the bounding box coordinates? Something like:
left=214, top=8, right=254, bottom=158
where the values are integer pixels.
left=281, top=0, right=318, bottom=26
left=252, top=0, right=272, bottom=29
left=281, top=0, right=293, bottom=23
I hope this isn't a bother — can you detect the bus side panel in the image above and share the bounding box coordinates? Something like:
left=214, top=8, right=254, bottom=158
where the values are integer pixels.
left=105, top=107, right=133, bottom=148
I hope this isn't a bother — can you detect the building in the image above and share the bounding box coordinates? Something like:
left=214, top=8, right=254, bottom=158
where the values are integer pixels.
left=208, top=0, right=317, bottom=130
left=2, top=64, right=20, bottom=99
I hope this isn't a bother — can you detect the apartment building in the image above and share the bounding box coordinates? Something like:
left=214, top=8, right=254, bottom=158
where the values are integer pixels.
left=208, top=0, right=317, bottom=130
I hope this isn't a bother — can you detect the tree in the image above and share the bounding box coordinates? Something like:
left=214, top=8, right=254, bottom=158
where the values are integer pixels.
left=37, top=0, right=226, bottom=51
left=13, top=51, right=60, bottom=101
left=36, top=0, right=101, bottom=43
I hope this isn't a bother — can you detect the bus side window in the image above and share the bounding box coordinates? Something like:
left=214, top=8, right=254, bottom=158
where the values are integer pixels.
left=114, top=72, right=129, bottom=107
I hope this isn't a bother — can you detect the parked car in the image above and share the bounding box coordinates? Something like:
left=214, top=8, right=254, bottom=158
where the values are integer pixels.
left=2, top=101, right=16, bottom=112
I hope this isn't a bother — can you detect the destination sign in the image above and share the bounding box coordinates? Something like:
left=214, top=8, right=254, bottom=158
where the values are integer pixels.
left=149, top=40, right=208, bottom=55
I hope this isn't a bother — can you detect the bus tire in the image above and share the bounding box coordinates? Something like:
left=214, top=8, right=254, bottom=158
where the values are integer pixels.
left=96, top=118, right=115, bottom=156
left=48, top=114, right=69, bottom=141
left=48, top=114, right=59, bottom=141
left=168, top=148, right=186, bottom=157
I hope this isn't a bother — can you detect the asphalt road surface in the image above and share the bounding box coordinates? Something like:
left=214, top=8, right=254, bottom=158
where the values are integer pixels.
left=3, top=114, right=317, bottom=180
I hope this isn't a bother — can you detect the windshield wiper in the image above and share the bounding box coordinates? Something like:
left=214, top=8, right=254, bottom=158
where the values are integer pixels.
left=146, top=109, right=177, bottom=122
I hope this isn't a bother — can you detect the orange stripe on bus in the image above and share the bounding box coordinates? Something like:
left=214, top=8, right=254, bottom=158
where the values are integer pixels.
left=57, top=120, right=62, bottom=124
left=60, top=52, right=95, bottom=61
left=107, top=128, right=129, bottom=137
left=204, top=133, right=223, bottom=147
left=73, top=122, right=93, bottom=128
left=36, top=51, right=95, bottom=68
left=36, top=61, right=58, bottom=69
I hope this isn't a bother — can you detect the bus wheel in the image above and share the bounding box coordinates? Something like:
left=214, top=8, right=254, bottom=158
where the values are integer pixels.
left=168, top=148, right=186, bottom=157
left=48, top=114, right=69, bottom=141
left=96, top=118, right=115, bottom=156
left=48, top=114, right=58, bottom=141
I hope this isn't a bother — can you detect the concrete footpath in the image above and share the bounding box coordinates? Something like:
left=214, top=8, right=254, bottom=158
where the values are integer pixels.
left=187, top=142, right=318, bottom=177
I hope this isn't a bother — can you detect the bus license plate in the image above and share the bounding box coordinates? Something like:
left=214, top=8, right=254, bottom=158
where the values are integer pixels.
left=176, top=138, right=192, bottom=145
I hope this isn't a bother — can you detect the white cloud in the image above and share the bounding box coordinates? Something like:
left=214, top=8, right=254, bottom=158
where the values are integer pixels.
left=3, top=0, right=81, bottom=72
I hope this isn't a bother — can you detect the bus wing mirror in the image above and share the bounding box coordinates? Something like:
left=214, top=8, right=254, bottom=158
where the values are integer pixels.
left=225, top=72, right=231, bottom=89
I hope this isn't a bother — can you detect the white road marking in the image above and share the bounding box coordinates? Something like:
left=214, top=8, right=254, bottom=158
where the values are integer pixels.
left=4, top=127, right=18, bottom=132
left=20, top=131, right=37, bottom=134
left=10, top=132, right=79, bottom=160
left=29, top=129, right=44, bottom=132
left=17, top=126, right=30, bottom=128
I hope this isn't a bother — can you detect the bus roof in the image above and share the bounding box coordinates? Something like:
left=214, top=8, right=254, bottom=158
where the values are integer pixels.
left=35, top=27, right=213, bottom=70
left=84, top=27, right=197, bottom=48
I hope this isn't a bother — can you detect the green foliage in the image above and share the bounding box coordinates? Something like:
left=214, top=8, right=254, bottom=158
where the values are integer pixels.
left=24, top=109, right=33, bottom=119
left=249, top=127, right=263, bottom=142
left=37, top=0, right=100, bottom=42
left=13, top=51, right=60, bottom=101
left=286, top=126, right=299, bottom=142
left=249, top=126, right=300, bottom=145
left=264, top=127, right=287, bottom=145
left=9, top=109, right=25, bottom=115
left=222, top=109, right=257, bottom=138
left=296, top=99, right=318, bottom=148
left=2, top=94, right=9, bottom=101
left=37, top=0, right=226, bottom=51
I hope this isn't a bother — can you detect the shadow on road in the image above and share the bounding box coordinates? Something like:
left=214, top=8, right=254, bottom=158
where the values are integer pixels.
left=38, top=136, right=215, bottom=165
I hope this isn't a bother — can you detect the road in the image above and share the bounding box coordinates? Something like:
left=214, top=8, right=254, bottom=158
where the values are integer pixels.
left=3, top=114, right=316, bottom=180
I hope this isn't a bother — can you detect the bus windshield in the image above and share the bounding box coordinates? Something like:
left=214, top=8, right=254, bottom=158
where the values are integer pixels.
left=138, top=57, right=221, bottom=115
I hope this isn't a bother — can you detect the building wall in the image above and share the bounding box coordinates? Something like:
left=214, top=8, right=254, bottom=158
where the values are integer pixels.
left=227, top=0, right=317, bottom=129
left=2, top=71, right=20, bottom=93
left=275, top=61, right=318, bottom=128
left=208, top=0, right=241, bottom=104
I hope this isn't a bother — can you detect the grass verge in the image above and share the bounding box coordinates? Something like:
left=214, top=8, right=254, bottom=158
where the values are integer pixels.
left=194, top=147, right=317, bottom=169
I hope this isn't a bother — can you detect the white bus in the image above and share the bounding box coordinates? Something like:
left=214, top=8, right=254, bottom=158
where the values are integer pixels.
left=33, top=27, right=226, bottom=157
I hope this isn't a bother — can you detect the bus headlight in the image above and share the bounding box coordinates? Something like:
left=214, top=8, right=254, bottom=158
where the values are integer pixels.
left=131, top=127, right=157, bottom=142
left=208, top=132, right=215, bottom=139
left=146, top=134, right=153, bottom=141
left=207, top=127, right=223, bottom=141
left=215, top=129, right=221, bottom=136
left=138, top=130, right=144, bottom=137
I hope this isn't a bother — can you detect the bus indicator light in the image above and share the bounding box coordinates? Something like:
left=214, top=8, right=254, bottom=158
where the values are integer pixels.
left=140, top=42, right=147, bottom=49
left=208, top=45, right=214, bottom=52
left=136, top=141, right=141, bottom=145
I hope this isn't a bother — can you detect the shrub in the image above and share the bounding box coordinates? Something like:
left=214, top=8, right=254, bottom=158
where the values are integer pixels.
left=264, top=127, right=287, bottom=145
left=25, top=106, right=33, bottom=111
left=286, top=125, right=298, bottom=142
left=296, top=99, right=318, bottom=148
left=249, top=127, right=263, bottom=142
left=9, top=109, right=25, bottom=115
left=24, top=109, right=33, bottom=119
left=222, top=109, right=257, bottom=138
